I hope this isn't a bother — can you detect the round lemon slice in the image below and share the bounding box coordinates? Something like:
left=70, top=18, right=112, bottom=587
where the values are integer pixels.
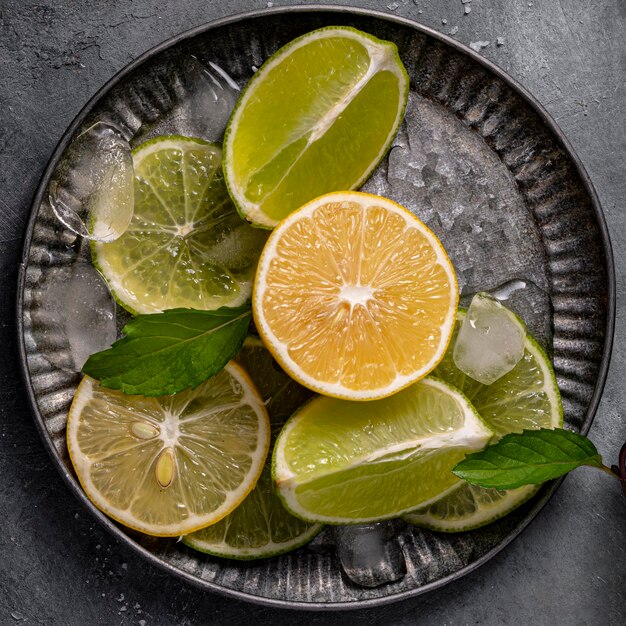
left=253, top=191, right=458, bottom=401
left=67, top=363, right=270, bottom=537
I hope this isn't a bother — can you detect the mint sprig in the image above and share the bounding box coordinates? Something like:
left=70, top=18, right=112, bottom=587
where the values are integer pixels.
left=83, top=306, right=251, bottom=396
left=453, top=428, right=621, bottom=490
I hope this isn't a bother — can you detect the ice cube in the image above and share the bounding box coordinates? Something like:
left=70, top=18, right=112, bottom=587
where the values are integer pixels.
left=33, top=252, right=117, bottom=372
left=49, top=122, right=133, bottom=242
left=453, top=292, right=526, bottom=385
left=133, top=57, right=239, bottom=145
left=334, top=522, right=406, bottom=588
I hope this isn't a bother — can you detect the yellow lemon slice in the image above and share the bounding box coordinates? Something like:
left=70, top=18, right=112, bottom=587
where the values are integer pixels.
left=253, top=191, right=458, bottom=400
left=66, top=363, right=270, bottom=537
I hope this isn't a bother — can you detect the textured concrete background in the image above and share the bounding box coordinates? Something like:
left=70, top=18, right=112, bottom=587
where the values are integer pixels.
left=1, top=0, right=625, bottom=624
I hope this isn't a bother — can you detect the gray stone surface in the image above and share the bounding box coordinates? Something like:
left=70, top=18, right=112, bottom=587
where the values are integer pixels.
left=0, top=0, right=624, bottom=623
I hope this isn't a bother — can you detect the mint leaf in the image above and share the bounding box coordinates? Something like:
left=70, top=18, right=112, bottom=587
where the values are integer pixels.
left=452, top=428, right=604, bottom=489
left=83, top=307, right=251, bottom=396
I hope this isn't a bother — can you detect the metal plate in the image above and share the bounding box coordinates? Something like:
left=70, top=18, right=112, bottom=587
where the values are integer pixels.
left=16, top=6, right=615, bottom=610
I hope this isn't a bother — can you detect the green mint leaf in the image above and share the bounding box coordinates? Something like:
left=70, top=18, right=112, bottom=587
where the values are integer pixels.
left=452, top=428, right=604, bottom=489
left=83, top=306, right=251, bottom=396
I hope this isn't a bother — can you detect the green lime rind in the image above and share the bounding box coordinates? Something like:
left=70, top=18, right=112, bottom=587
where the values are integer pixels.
left=223, top=26, right=410, bottom=228
left=405, top=308, right=562, bottom=533
left=404, top=483, right=541, bottom=533
left=92, top=135, right=268, bottom=315
left=182, top=528, right=322, bottom=561
left=183, top=337, right=321, bottom=559
left=272, top=376, right=493, bottom=525
left=181, top=467, right=323, bottom=560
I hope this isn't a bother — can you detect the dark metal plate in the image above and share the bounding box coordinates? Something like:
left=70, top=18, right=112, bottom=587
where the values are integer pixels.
left=16, top=5, right=615, bottom=610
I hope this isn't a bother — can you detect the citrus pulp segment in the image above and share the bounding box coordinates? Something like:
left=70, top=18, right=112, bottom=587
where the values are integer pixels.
left=405, top=309, right=562, bottom=532
left=272, top=377, right=493, bottom=524
left=223, top=26, right=410, bottom=227
left=92, top=136, right=268, bottom=314
left=66, top=363, right=270, bottom=537
left=183, top=337, right=322, bottom=559
left=253, top=191, right=458, bottom=400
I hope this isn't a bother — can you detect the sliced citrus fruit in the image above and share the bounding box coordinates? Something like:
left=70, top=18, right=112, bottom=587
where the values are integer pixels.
left=253, top=191, right=458, bottom=401
left=272, top=377, right=493, bottom=524
left=405, top=308, right=562, bottom=532
left=66, top=363, right=270, bottom=537
left=223, top=26, right=409, bottom=228
left=405, top=483, right=540, bottom=532
left=183, top=337, right=322, bottom=559
left=93, top=136, right=268, bottom=314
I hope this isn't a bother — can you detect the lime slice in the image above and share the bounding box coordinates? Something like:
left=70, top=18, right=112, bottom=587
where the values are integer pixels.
left=407, top=483, right=540, bottom=533
left=66, top=363, right=270, bottom=537
left=93, top=136, right=268, bottom=314
left=223, top=26, right=410, bottom=228
left=405, top=309, right=563, bottom=532
left=273, top=377, right=493, bottom=524
left=183, top=337, right=321, bottom=559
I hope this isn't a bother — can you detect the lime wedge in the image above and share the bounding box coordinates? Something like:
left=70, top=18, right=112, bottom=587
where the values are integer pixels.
left=273, top=377, right=493, bottom=524
left=183, top=337, right=321, bottom=559
left=405, top=309, right=562, bottom=532
left=223, top=26, right=409, bottom=228
left=92, top=136, right=268, bottom=314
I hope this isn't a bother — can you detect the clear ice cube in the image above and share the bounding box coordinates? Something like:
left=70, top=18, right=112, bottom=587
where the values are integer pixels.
left=132, top=57, right=239, bottom=145
left=453, top=292, right=526, bottom=385
left=49, top=122, right=134, bottom=242
left=33, top=247, right=117, bottom=372
left=334, top=522, right=406, bottom=588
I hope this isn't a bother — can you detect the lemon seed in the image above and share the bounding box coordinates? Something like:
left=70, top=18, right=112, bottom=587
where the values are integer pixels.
left=155, top=448, right=176, bottom=489
left=130, top=421, right=160, bottom=440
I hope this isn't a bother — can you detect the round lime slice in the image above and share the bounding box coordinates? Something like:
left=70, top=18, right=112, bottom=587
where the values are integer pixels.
left=93, top=136, right=268, bottom=314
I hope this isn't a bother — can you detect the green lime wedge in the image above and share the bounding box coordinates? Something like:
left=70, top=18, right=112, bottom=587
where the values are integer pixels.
left=272, top=377, right=493, bottom=524
left=183, top=337, right=321, bottom=559
left=93, top=136, right=268, bottom=314
left=223, top=26, right=409, bottom=228
left=404, top=308, right=563, bottom=532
